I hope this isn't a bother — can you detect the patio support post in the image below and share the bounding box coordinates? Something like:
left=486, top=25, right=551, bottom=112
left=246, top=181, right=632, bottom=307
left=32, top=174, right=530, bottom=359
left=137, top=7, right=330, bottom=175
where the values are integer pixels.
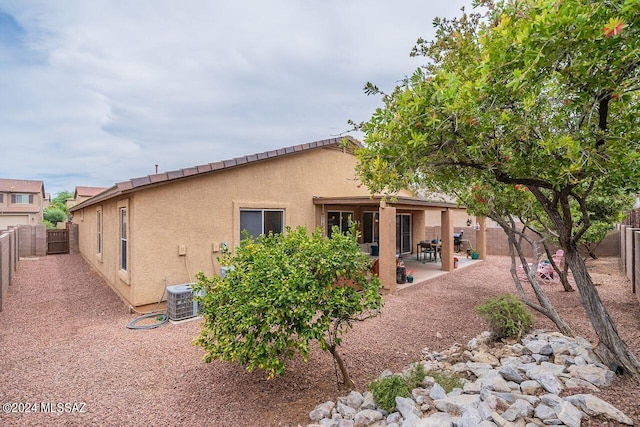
left=378, top=203, right=396, bottom=293
left=477, top=216, right=487, bottom=259
left=441, top=209, right=454, bottom=272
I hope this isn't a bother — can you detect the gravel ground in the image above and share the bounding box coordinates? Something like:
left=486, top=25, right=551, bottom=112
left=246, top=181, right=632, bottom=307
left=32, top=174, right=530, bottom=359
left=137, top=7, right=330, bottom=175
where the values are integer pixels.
left=0, top=254, right=638, bottom=426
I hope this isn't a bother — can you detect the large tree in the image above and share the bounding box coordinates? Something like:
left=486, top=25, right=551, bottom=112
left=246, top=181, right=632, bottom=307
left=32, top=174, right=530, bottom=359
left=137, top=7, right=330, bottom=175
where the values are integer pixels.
left=355, top=0, right=640, bottom=376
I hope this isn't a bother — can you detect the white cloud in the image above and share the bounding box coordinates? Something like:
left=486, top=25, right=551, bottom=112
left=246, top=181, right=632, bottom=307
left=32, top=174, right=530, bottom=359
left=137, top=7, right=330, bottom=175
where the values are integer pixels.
left=0, top=0, right=471, bottom=195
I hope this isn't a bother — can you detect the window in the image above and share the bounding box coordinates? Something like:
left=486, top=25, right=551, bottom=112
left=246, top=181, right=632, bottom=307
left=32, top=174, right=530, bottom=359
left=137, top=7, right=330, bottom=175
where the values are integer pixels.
left=120, top=208, right=127, bottom=271
left=362, top=212, right=379, bottom=244
left=239, top=209, right=284, bottom=241
left=11, top=194, right=33, bottom=204
left=96, top=210, right=102, bottom=255
left=327, top=211, right=354, bottom=237
left=0, top=194, right=3, bottom=203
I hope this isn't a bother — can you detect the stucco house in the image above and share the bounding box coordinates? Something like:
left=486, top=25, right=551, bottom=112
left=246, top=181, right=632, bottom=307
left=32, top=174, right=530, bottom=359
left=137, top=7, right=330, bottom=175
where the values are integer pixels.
left=70, top=137, right=474, bottom=308
left=0, top=178, right=46, bottom=230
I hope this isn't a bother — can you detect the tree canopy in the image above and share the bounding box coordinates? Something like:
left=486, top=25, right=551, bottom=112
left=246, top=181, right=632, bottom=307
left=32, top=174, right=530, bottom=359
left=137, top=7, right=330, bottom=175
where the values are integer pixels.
left=355, top=0, right=640, bottom=376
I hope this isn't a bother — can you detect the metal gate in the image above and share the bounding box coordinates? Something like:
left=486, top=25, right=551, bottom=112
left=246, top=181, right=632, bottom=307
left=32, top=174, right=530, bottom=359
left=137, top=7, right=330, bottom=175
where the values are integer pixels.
left=47, top=229, right=69, bottom=255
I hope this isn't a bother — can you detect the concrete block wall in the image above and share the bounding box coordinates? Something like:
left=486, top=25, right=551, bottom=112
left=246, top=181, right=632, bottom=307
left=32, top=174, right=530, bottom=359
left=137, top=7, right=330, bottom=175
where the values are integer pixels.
left=18, top=224, right=46, bottom=257
left=426, top=226, right=620, bottom=259
left=69, top=223, right=79, bottom=254
left=0, top=228, right=18, bottom=312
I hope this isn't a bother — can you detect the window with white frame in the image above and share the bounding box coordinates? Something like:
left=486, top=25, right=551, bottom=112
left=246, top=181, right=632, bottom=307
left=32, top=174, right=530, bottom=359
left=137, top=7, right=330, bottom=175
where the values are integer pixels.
left=96, top=209, right=102, bottom=255
left=327, top=211, right=354, bottom=237
left=239, top=209, right=284, bottom=241
left=11, top=194, right=33, bottom=204
left=120, top=207, right=127, bottom=271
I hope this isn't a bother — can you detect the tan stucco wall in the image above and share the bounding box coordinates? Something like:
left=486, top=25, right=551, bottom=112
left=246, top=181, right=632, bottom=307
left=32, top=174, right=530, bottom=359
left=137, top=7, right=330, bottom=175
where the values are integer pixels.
left=75, top=147, right=373, bottom=307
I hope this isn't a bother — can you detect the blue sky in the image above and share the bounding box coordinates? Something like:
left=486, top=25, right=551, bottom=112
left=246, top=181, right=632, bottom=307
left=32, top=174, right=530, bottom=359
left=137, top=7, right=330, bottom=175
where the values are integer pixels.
left=0, top=0, right=472, bottom=196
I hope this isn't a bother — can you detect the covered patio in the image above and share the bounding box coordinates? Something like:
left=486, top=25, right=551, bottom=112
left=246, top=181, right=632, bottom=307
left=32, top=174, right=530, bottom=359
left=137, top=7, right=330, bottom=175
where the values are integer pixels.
left=313, top=195, right=488, bottom=293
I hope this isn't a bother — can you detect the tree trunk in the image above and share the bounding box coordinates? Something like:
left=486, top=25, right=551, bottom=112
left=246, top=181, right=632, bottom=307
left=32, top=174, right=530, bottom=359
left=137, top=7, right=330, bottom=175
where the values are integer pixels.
left=329, top=345, right=356, bottom=390
left=506, top=231, right=574, bottom=337
left=565, top=249, right=640, bottom=377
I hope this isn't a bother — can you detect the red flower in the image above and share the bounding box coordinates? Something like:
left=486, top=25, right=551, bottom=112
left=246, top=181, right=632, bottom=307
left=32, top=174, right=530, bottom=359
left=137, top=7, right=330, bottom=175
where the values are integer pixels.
left=603, top=18, right=625, bottom=37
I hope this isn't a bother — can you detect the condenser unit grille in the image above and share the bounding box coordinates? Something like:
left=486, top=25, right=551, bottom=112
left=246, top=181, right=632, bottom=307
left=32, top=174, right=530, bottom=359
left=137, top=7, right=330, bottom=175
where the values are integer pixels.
left=166, top=284, right=199, bottom=321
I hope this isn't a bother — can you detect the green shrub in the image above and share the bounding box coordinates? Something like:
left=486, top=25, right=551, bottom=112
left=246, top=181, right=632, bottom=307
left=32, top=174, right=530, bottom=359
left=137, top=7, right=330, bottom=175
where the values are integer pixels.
left=430, top=371, right=463, bottom=393
left=369, top=363, right=426, bottom=412
left=368, top=375, right=410, bottom=413
left=475, top=294, right=534, bottom=341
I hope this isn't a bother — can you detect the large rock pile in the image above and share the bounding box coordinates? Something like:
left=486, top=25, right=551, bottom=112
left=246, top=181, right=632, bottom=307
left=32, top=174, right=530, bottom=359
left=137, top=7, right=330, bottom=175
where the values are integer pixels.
left=307, top=330, right=634, bottom=427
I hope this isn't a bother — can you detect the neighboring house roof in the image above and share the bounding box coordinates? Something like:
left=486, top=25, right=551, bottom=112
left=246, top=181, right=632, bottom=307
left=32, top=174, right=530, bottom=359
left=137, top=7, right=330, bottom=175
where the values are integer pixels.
left=74, top=186, right=108, bottom=199
left=0, top=178, right=45, bottom=196
left=70, top=136, right=360, bottom=212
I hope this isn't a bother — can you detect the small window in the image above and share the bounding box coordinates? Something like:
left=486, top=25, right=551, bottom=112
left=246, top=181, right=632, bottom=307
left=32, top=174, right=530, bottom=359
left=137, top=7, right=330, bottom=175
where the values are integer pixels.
left=120, top=208, right=127, bottom=271
left=0, top=194, right=3, bottom=203
left=11, top=194, right=33, bottom=204
left=239, top=209, right=284, bottom=241
left=327, top=211, right=354, bottom=237
left=97, top=210, right=102, bottom=255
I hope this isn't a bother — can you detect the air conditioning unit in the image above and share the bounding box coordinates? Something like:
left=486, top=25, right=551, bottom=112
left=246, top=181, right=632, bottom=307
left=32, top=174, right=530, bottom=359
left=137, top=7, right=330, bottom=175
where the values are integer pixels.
left=166, top=283, right=202, bottom=321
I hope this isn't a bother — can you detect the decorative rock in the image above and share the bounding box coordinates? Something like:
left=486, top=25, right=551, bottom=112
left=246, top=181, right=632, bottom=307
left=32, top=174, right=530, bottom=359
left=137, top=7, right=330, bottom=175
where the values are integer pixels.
left=565, top=394, right=635, bottom=425
left=501, top=399, right=533, bottom=421
left=361, top=392, right=377, bottom=410
left=434, top=394, right=481, bottom=415
left=353, top=409, right=383, bottom=427
left=429, top=383, right=447, bottom=400
left=346, top=391, right=365, bottom=409
left=307, top=332, right=634, bottom=427
left=457, top=406, right=483, bottom=427
left=415, top=411, right=454, bottom=427
left=562, top=377, right=600, bottom=392
left=386, top=412, right=402, bottom=424
left=519, top=380, right=541, bottom=395
left=499, top=365, right=524, bottom=383
left=337, top=402, right=357, bottom=420
left=466, top=362, right=494, bottom=377
left=567, top=364, right=615, bottom=387
left=395, top=396, right=421, bottom=420
left=478, top=371, right=512, bottom=392
left=310, top=401, right=336, bottom=421
left=533, top=403, right=556, bottom=421
left=526, top=368, right=563, bottom=394
left=555, top=401, right=584, bottom=427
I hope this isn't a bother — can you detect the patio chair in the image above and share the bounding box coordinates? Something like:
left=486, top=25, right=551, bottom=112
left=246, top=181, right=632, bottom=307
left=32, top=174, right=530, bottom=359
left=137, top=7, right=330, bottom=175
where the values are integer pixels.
left=517, top=249, right=564, bottom=285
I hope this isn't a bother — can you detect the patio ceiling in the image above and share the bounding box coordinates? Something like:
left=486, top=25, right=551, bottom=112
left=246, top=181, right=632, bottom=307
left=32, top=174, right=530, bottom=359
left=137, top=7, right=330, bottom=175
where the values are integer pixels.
left=312, top=195, right=459, bottom=210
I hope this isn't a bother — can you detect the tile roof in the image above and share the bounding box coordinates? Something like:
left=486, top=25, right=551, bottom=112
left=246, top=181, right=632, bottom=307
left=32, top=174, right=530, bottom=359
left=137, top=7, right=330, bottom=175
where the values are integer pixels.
left=113, top=136, right=357, bottom=193
left=70, top=136, right=358, bottom=211
left=74, top=186, right=108, bottom=198
left=0, top=178, right=45, bottom=195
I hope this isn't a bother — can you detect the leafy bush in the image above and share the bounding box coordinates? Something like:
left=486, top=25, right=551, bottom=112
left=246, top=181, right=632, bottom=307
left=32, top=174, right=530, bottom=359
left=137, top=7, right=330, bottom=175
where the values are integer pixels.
left=368, top=374, right=411, bottom=413
left=369, top=363, right=426, bottom=412
left=193, top=226, right=382, bottom=388
left=475, top=294, right=534, bottom=341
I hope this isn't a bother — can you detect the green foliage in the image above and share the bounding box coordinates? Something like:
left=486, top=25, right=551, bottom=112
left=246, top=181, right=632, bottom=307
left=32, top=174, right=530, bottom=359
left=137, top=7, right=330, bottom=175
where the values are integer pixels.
left=52, top=190, right=74, bottom=208
left=369, top=363, right=463, bottom=412
left=368, top=375, right=410, bottom=413
left=192, top=226, right=382, bottom=380
left=43, top=207, right=67, bottom=225
left=41, top=219, right=55, bottom=229
left=475, top=294, right=534, bottom=341
left=429, top=371, right=463, bottom=393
